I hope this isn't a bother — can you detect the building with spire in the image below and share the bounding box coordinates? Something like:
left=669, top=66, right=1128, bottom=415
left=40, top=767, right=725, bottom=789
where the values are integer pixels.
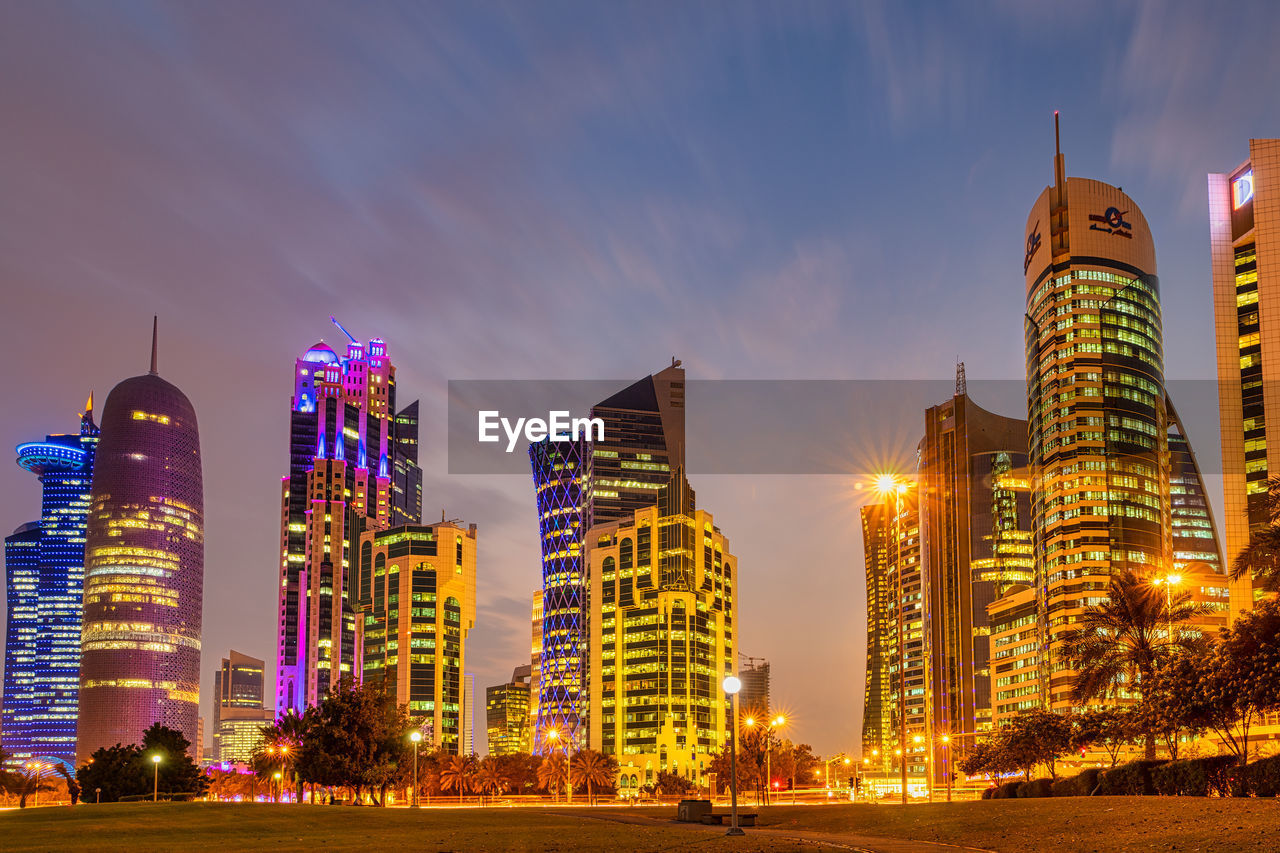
left=2, top=396, right=99, bottom=769
left=275, top=323, right=423, bottom=716
left=528, top=363, right=685, bottom=752
left=77, top=319, right=204, bottom=762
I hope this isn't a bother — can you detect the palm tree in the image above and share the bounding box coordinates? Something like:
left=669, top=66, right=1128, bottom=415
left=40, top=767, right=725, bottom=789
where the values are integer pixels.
left=536, top=755, right=566, bottom=802
left=1063, top=569, right=1209, bottom=758
left=473, top=759, right=508, bottom=806
left=1231, top=478, right=1280, bottom=593
left=569, top=749, right=618, bottom=805
left=439, top=755, right=475, bottom=804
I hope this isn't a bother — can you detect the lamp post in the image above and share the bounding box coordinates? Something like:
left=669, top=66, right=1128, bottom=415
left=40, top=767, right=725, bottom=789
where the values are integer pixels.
left=25, top=762, right=45, bottom=808
left=941, top=735, right=952, bottom=803
left=546, top=728, right=573, bottom=805
left=1154, top=573, right=1183, bottom=639
left=274, top=772, right=282, bottom=803
left=410, top=730, right=423, bottom=807
left=722, top=675, right=745, bottom=836
left=151, top=754, right=162, bottom=802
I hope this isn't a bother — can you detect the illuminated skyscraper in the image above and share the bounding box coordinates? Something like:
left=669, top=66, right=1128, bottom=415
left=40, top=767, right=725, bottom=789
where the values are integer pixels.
left=1210, top=140, right=1280, bottom=617
left=486, top=666, right=532, bottom=756
left=357, top=521, right=476, bottom=753
left=528, top=363, right=684, bottom=752
left=2, top=398, right=98, bottom=770
left=586, top=469, right=736, bottom=793
left=212, top=651, right=273, bottom=763
left=1023, top=122, right=1224, bottom=712
left=919, top=388, right=1031, bottom=778
left=77, top=323, right=203, bottom=762
left=275, top=325, right=423, bottom=716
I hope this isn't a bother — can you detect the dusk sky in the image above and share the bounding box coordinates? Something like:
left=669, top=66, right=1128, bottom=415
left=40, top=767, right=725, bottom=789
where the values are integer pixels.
left=3, top=1, right=1279, bottom=757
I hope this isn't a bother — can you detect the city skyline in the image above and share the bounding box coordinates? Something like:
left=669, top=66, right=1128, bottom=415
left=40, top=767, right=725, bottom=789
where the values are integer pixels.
left=3, top=2, right=1280, bottom=758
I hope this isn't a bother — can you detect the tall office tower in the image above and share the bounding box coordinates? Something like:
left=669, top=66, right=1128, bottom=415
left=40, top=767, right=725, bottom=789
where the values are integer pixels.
left=919, top=389, right=1031, bottom=781
left=78, top=324, right=203, bottom=763
left=212, top=651, right=273, bottom=763
left=987, top=585, right=1041, bottom=725
left=275, top=329, right=423, bottom=716
left=529, top=590, right=542, bottom=745
left=1023, top=124, right=1226, bottom=713
left=357, top=521, right=476, bottom=754
left=586, top=469, right=736, bottom=794
left=738, top=657, right=770, bottom=715
left=2, top=399, right=98, bottom=769
left=860, top=487, right=924, bottom=778
left=463, top=673, right=475, bottom=755
left=486, top=665, right=532, bottom=755
left=1211, top=140, right=1280, bottom=617
left=528, top=363, right=685, bottom=752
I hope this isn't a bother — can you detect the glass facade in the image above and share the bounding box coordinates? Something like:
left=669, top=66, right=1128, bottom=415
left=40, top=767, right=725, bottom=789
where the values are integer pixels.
left=486, top=666, right=531, bottom=755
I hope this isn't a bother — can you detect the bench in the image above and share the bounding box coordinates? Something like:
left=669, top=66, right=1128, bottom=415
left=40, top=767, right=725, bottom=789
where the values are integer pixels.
left=700, top=813, right=757, bottom=827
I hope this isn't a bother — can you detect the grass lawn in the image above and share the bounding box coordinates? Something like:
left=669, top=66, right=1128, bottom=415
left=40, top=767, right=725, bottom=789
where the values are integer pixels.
left=3, top=798, right=1277, bottom=852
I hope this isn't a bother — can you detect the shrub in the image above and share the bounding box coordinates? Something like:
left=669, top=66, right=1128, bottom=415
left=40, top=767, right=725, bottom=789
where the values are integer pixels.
left=1050, top=768, right=1100, bottom=797
left=1078, top=768, right=1101, bottom=795
left=1247, top=755, right=1280, bottom=798
left=1151, top=756, right=1235, bottom=797
left=1097, top=760, right=1166, bottom=796
left=992, top=781, right=1021, bottom=799
left=980, top=786, right=994, bottom=800
left=1017, top=778, right=1053, bottom=798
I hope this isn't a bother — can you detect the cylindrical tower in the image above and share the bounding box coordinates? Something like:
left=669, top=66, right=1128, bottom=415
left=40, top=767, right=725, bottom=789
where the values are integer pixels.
left=77, top=331, right=202, bottom=763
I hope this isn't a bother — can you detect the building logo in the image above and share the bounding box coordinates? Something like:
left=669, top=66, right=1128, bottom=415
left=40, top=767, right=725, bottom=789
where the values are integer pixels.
left=1024, top=222, right=1041, bottom=273
left=1234, top=170, right=1255, bottom=209
left=1088, top=207, right=1132, bottom=239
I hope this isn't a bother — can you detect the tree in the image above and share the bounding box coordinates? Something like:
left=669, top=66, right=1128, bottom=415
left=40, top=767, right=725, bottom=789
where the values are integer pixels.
left=473, top=758, right=508, bottom=805
left=1001, top=709, right=1074, bottom=781
left=1230, top=478, right=1280, bottom=593
left=439, top=754, right=476, bottom=803
left=536, top=755, right=567, bottom=801
left=141, top=723, right=208, bottom=797
left=650, top=770, right=696, bottom=798
left=708, top=747, right=758, bottom=798
left=76, top=744, right=146, bottom=803
left=1071, top=707, right=1140, bottom=768
left=1062, top=569, right=1209, bottom=758
left=53, top=764, right=80, bottom=805
left=568, top=749, right=617, bottom=804
left=492, top=752, right=540, bottom=796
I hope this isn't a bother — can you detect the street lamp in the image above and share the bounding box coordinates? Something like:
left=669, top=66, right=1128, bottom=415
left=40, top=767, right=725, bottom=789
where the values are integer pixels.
left=409, top=730, right=423, bottom=808
left=722, top=675, right=745, bottom=837
left=25, top=762, right=47, bottom=808
left=545, top=728, right=572, bottom=805
left=274, top=772, right=282, bottom=803
left=941, top=735, right=952, bottom=803
left=151, top=754, right=163, bottom=802
left=1153, top=573, right=1183, bottom=639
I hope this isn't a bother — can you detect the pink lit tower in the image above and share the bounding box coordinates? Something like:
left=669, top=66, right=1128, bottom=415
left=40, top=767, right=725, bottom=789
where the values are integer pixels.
left=77, top=319, right=203, bottom=762
left=275, top=318, right=421, bottom=715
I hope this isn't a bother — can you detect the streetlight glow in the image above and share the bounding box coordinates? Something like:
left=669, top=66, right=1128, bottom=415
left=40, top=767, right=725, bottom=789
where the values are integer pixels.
left=722, top=675, right=741, bottom=695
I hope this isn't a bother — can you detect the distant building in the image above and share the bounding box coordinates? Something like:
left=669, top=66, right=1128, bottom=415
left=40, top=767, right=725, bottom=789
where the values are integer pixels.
left=357, top=521, right=477, bottom=754
left=1210, top=139, right=1280, bottom=618
left=529, top=590, right=542, bottom=744
left=586, top=469, right=737, bottom=794
left=487, top=666, right=532, bottom=755
left=2, top=396, right=98, bottom=770
left=213, top=651, right=273, bottom=763
left=77, top=323, right=204, bottom=763
left=463, top=673, right=475, bottom=755
left=529, top=363, right=685, bottom=752
left=275, top=331, right=423, bottom=717
left=737, top=658, right=770, bottom=715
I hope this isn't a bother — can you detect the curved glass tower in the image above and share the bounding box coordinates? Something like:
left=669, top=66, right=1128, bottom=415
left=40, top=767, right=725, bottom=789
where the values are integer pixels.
left=77, top=324, right=203, bottom=762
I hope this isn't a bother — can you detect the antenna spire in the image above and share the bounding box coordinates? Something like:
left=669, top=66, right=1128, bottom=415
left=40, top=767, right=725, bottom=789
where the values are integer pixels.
left=956, top=361, right=967, bottom=397
left=149, top=315, right=158, bottom=375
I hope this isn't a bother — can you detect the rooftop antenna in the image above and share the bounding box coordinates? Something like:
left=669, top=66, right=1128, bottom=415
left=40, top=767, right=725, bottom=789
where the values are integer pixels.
left=330, top=315, right=359, bottom=346
left=956, top=361, right=967, bottom=397
left=149, top=315, right=158, bottom=375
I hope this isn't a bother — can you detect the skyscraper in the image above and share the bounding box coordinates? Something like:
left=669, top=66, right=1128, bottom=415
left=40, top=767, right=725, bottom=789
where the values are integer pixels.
left=275, top=327, right=423, bottom=716
left=77, top=322, right=203, bottom=763
left=212, top=651, right=273, bottom=763
left=486, top=665, right=532, bottom=756
left=357, top=521, right=476, bottom=753
left=586, top=469, right=736, bottom=794
left=528, top=363, right=685, bottom=752
left=2, top=398, right=98, bottom=770
left=919, top=389, right=1031, bottom=776
left=738, top=657, right=770, bottom=715
left=1023, top=122, right=1225, bottom=712
left=1210, top=139, right=1280, bottom=617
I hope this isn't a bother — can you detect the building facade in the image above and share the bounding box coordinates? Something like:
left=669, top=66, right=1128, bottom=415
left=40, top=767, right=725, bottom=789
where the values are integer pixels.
left=77, top=328, right=204, bottom=762
left=212, top=651, right=273, bottom=763
left=275, top=332, right=422, bottom=716
left=2, top=400, right=98, bottom=769
left=738, top=657, right=770, bottom=715
left=919, top=390, right=1032, bottom=779
left=1211, top=139, right=1280, bottom=617
left=585, top=470, right=736, bottom=793
left=486, top=665, right=532, bottom=755
left=528, top=363, right=685, bottom=752
left=357, top=521, right=476, bottom=754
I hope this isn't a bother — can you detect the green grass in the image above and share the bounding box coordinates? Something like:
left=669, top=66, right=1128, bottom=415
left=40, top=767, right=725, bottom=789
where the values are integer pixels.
left=3, top=798, right=1277, bottom=852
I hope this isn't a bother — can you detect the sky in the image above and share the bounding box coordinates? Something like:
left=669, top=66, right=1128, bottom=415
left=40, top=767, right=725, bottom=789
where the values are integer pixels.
left=2, top=0, right=1279, bottom=758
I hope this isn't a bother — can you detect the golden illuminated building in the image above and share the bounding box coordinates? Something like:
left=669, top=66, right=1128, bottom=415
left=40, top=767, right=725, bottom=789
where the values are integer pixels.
left=586, top=469, right=736, bottom=794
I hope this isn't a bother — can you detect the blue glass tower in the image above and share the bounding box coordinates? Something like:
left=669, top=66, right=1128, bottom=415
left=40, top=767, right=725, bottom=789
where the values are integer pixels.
left=2, top=397, right=99, bottom=770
